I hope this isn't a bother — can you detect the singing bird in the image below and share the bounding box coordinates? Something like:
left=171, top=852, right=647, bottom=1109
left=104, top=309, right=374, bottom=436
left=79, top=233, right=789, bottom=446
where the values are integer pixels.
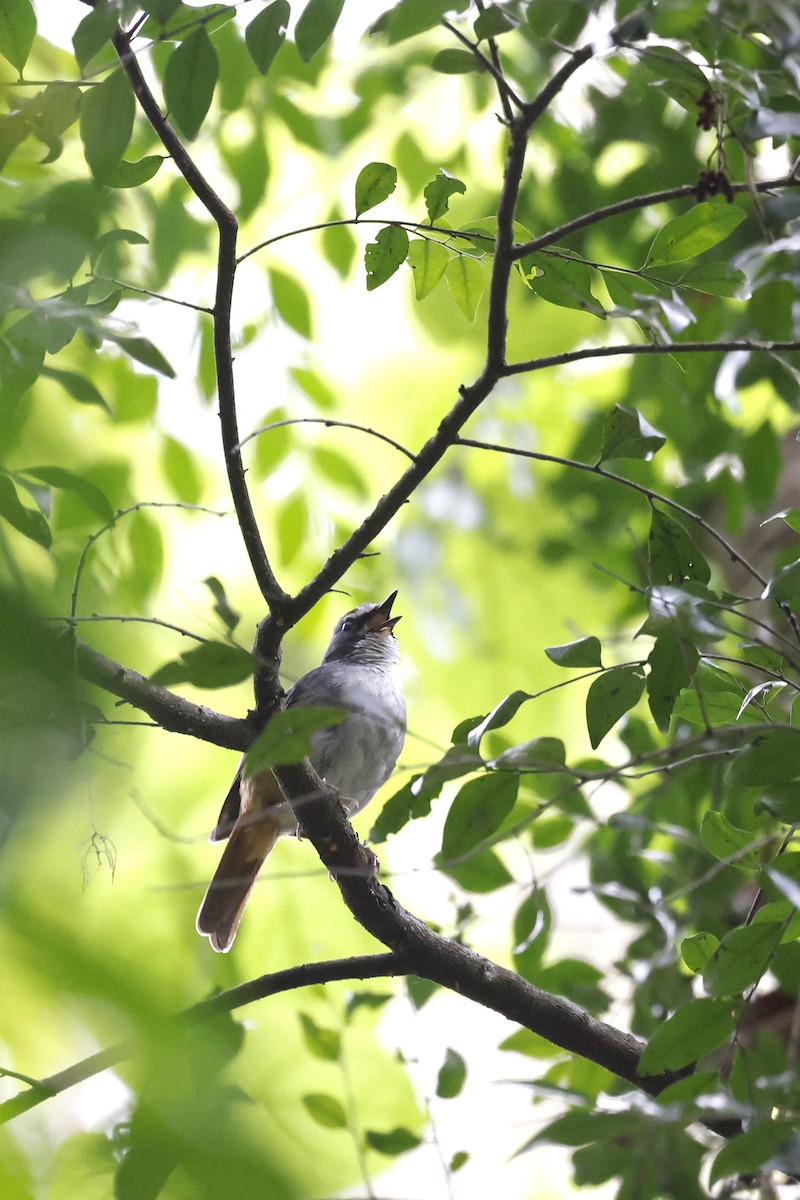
left=196, top=593, right=406, bottom=951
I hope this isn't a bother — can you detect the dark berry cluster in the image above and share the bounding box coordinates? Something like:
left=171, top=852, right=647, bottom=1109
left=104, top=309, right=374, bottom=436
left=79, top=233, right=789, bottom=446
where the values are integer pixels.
left=696, top=87, right=717, bottom=131
left=696, top=169, right=734, bottom=202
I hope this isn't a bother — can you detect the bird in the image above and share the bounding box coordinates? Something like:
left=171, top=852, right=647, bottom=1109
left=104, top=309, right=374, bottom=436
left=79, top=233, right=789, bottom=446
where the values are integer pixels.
left=196, top=592, right=406, bottom=952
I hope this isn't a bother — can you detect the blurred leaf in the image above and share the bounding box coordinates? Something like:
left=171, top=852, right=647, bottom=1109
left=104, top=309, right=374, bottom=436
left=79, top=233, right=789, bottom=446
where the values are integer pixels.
left=679, top=262, right=747, bottom=298
left=364, top=225, right=409, bottom=291
left=109, top=334, right=176, bottom=378
left=161, top=435, right=202, bottom=504
left=726, top=728, right=800, bottom=786
left=381, top=0, right=459, bottom=44
left=407, top=238, right=449, bottom=300
left=645, top=202, right=746, bottom=267
left=599, top=404, right=666, bottom=463
left=105, top=155, right=165, bottom=188
left=302, top=1093, right=347, bottom=1128
left=638, top=999, right=735, bottom=1074
left=355, top=161, right=397, bottom=216
left=445, top=254, right=484, bottom=320
left=441, top=772, right=518, bottom=860
left=19, top=465, right=113, bottom=521
left=313, top=445, right=369, bottom=497
left=72, top=4, right=117, bottom=70
left=710, top=1121, right=797, bottom=1187
left=203, top=576, right=240, bottom=634
left=423, top=170, right=466, bottom=222
left=245, top=706, right=346, bottom=773
left=299, top=1012, right=340, bottom=1061
left=290, top=365, right=336, bottom=409
left=491, top=736, right=566, bottom=772
left=432, top=49, right=479, bottom=74
left=295, top=0, right=345, bottom=61
left=467, top=689, right=533, bottom=748
left=764, top=557, right=800, bottom=602
left=269, top=267, right=313, bottom=338
left=703, top=922, right=785, bottom=996
left=321, top=209, right=357, bottom=277
left=0, top=0, right=35, bottom=74
left=164, top=27, right=218, bottom=140
left=245, top=0, right=289, bottom=74
left=545, top=637, right=602, bottom=669
left=366, top=1127, right=423, bottom=1155
left=586, top=667, right=646, bottom=749
left=40, top=366, right=110, bottom=411
left=79, top=68, right=135, bottom=182
left=0, top=474, right=50, bottom=547
left=436, top=1047, right=466, bottom=1098
left=474, top=5, right=514, bottom=39
left=700, top=811, right=761, bottom=868
left=150, top=640, right=252, bottom=689
left=438, top=846, right=513, bottom=893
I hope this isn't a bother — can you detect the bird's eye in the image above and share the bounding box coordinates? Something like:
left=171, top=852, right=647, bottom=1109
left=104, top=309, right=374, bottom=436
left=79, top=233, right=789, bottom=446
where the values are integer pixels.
left=340, top=617, right=357, bottom=633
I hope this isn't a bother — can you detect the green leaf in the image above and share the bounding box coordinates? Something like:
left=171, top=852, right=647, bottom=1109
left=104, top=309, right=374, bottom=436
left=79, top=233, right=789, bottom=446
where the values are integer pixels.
left=150, top=641, right=253, bottom=689
left=104, top=155, right=165, bottom=189
left=290, top=365, right=336, bottom=409
left=161, top=435, right=202, bottom=504
left=586, top=667, right=646, bottom=749
left=73, top=4, right=118, bottom=70
left=0, top=474, right=50, bottom=547
left=645, top=202, right=746, bottom=267
left=202, top=576, right=240, bottom=634
left=545, top=637, right=603, bottom=669
left=295, top=0, right=345, bottom=62
left=90, top=228, right=150, bottom=270
left=269, top=267, right=313, bottom=338
left=523, top=251, right=603, bottom=315
left=437, top=846, right=513, bottom=893
left=450, top=1151, right=469, bottom=1172
left=407, top=238, right=449, bottom=300
left=423, top=170, right=466, bottom=223
left=467, top=690, right=533, bottom=749
left=441, top=773, right=518, bottom=860
left=110, top=335, right=176, bottom=378
left=355, top=162, right=397, bottom=217
left=79, top=69, right=135, bottom=183
left=763, top=556, right=800, bottom=602
left=679, top=262, right=748, bottom=298
left=432, top=49, right=479, bottom=74
left=648, top=508, right=710, bottom=586
left=164, top=26, right=218, bottom=140
left=445, top=255, right=485, bottom=320
left=313, top=446, right=368, bottom=498
left=20, top=466, right=114, bottom=522
left=710, top=1121, right=797, bottom=1187
left=0, top=0, right=35, bottom=74
left=638, top=999, right=735, bottom=1075
left=364, top=226, right=409, bottom=291
left=647, top=629, right=696, bottom=732
left=244, top=706, right=346, bottom=774
left=436, top=1048, right=466, bottom=1099
left=726, top=728, right=800, bottom=786
left=599, top=404, right=666, bottom=463
left=40, top=366, right=110, bottom=412
left=491, top=736, right=566, bottom=772
left=474, top=5, right=515, bottom=40
left=245, top=0, right=289, bottom=74
left=321, top=209, right=357, bottom=278
left=366, top=1127, right=422, bottom=1156
left=298, top=1013, right=340, bottom=1061
left=700, top=811, right=761, bottom=868
left=703, top=922, right=785, bottom=997
left=302, top=1093, right=347, bottom=1129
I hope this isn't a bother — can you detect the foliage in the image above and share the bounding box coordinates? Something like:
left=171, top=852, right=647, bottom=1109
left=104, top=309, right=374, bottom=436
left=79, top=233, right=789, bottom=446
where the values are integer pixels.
left=1, top=0, right=800, bottom=1197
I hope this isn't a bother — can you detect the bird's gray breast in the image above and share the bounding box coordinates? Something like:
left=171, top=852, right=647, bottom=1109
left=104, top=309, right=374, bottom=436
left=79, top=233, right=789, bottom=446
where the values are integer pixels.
left=289, top=664, right=406, bottom=814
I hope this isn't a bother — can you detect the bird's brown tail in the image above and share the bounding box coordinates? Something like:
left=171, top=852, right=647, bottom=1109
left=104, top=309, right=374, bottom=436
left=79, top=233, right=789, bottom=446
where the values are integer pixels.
left=196, top=815, right=281, bottom=952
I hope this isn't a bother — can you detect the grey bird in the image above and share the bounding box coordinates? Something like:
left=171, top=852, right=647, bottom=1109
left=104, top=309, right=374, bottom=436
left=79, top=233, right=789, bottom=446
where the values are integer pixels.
left=196, top=592, right=406, bottom=952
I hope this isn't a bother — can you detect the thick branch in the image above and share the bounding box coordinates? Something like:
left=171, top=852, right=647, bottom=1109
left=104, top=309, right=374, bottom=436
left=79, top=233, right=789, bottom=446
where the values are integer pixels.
left=110, top=25, right=288, bottom=613
left=273, top=762, right=682, bottom=1096
left=0, top=954, right=402, bottom=1125
left=76, top=640, right=253, bottom=751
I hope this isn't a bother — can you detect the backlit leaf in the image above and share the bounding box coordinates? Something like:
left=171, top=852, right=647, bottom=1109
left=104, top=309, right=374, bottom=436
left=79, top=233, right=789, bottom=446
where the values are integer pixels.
left=445, top=255, right=484, bottom=320
left=645, top=202, right=746, bottom=267
left=586, top=667, right=645, bottom=749
left=599, top=404, right=666, bottom=462
left=0, top=0, right=35, bottom=74
left=364, top=225, right=408, bottom=291
left=423, top=170, right=466, bottom=223
left=441, top=772, right=518, bottom=860
left=407, top=238, right=449, bottom=300
left=302, top=1093, right=347, bottom=1128
left=355, top=162, right=397, bottom=216
left=164, top=26, right=218, bottom=140
left=80, top=69, right=135, bottom=182
left=295, top=0, right=344, bottom=62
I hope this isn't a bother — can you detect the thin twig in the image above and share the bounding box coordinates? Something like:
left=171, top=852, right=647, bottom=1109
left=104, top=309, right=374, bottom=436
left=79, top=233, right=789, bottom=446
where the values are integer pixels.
left=237, top=218, right=491, bottom=265
left=441, top=18, right=523, bottom=111
left=237, top=417, right=416, bottom=460
left=503, top=338, right=800, bottom=378
left=89, top=272, right=213, bottom=314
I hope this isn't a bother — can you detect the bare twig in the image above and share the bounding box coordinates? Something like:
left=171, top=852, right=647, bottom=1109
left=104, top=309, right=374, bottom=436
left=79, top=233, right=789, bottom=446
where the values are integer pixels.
left=502, top=338, right=800, bottom=378
left=237, top=417, right=416, bottom=461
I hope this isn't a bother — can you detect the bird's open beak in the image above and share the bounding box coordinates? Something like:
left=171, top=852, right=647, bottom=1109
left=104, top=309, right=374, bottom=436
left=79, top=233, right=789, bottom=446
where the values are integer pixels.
left=366, top=590, right=401, bottom=632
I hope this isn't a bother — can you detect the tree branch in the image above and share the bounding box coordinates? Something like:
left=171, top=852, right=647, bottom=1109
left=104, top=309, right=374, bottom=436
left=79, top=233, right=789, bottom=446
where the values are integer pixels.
left=110, top=25, right=289, bottom=615
left=503, top=338, right=800, bottom=377
left=511, top=174, right=800, bottom=259
left=75, top=640, right=253, bottom=751
left=272, top=761, right=684, bottom=1097
left=0, top=954, right=404, bottom=1125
